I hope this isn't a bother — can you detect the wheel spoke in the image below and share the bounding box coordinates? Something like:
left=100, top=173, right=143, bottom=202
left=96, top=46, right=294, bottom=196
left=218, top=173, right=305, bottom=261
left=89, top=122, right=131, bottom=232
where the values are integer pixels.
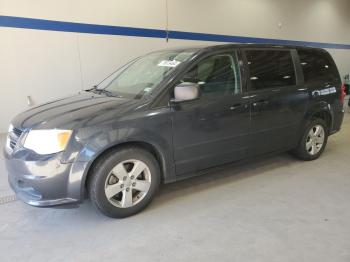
left=121, top=189, right=133, bottom=208
left=112, top=163, right=128, bottom=180
left=315, top=136, right=324, bottom=144
left=133, top=180, right=151, bottom=192
left=310, top=145, right=316, bottom=155
left=130, top=161, right=147, bottom=179
left=306, top=139, right=313, bottom=150
left=308, top=129, right=315, bottom=138
left=105, top=184, right=123, bottom=199
left=314, top=126, right=322, bottom=136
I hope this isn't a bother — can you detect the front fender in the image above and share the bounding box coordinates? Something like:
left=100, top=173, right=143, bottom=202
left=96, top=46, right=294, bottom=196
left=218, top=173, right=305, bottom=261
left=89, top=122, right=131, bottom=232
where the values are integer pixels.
left=66, top=114, right=175, bottom=202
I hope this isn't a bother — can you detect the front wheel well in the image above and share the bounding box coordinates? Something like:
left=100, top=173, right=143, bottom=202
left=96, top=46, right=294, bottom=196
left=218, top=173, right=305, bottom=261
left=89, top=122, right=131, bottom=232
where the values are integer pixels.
left=84, top=141, right=165, bottom=191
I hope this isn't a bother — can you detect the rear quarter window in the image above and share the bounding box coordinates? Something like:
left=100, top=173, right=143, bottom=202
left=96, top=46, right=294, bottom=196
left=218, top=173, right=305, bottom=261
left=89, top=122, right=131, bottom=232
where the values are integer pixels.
left=298, top=49, right=340, bottom=85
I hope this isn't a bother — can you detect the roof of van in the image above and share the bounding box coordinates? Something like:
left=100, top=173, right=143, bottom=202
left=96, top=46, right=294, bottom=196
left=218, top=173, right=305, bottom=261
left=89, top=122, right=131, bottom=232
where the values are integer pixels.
left=208, top=43, right=324, bottom=50
left=164, top=43, right=325, bottom=52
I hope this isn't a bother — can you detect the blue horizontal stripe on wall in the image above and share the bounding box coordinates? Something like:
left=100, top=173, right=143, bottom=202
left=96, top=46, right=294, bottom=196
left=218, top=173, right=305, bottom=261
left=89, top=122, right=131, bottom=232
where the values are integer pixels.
left=1, top=15, right=350, bottom=50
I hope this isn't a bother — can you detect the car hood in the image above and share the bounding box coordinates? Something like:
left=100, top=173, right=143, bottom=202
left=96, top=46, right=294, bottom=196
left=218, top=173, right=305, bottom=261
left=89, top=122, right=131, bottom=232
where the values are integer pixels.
left=12, top=92, right=144, bottom=130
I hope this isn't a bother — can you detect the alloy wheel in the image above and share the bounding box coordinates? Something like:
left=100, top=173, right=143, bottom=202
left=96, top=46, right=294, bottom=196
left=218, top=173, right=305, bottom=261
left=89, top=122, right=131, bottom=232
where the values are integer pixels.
left=305, top=124, right=325, bottom=156
left=104, top=159, right=152, bottom=208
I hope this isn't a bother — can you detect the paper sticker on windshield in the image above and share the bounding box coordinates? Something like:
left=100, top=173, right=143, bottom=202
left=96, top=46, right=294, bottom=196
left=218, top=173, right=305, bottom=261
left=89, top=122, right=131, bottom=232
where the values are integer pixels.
left=158, top=60, right=181, bottom=67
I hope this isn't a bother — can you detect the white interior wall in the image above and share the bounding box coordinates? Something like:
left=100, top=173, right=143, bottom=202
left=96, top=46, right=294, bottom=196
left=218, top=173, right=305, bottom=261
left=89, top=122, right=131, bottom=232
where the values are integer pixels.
left=1, top=0, right=349, bottom=132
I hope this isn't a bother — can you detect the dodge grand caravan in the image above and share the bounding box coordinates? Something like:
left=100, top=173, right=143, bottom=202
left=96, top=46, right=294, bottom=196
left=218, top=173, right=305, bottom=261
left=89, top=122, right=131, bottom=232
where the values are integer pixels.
left=4, top=44, right=346, bottom=218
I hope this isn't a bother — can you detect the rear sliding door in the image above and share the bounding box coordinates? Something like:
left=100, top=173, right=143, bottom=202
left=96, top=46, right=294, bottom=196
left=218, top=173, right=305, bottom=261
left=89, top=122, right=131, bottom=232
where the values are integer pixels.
left=243, top=48, right=308, bottom=155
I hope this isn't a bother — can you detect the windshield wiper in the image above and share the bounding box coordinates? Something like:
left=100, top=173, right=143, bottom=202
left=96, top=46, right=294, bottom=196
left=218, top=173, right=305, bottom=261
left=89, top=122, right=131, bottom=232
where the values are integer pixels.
left=85, top=86, right=122, bottom=97
left=97, top=89, right=115, bottom=96
left=84, top=85, right=98, bottom=92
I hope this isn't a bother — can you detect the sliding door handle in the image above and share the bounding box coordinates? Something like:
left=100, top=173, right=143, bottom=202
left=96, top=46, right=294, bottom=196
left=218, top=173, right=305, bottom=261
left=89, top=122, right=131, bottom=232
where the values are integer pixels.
left=229, top=103, right=248, bottom=110
left=252, top=100, right=269, bottom=107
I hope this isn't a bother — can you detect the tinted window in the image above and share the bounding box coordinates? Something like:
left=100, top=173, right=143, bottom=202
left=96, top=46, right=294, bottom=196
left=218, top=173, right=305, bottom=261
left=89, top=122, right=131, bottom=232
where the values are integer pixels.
left=298, top=50, right=339, bottom=84
left=246, top=50, right=296, bottom=90
left=181, top=52, right=241, bottom=95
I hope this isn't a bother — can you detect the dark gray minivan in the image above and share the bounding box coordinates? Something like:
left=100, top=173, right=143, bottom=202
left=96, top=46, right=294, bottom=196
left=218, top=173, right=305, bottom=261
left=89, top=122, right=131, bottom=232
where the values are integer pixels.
left=4, top=44, right=345, bottom=218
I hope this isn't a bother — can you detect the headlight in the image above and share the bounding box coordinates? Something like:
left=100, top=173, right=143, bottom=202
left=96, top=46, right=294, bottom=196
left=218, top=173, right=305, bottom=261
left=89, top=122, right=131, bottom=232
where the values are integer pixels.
left=6, top=124, right=13, bottom=150
left=23, top=129, right=72, bottom=155
left=8, top=124, right=13, bottom=133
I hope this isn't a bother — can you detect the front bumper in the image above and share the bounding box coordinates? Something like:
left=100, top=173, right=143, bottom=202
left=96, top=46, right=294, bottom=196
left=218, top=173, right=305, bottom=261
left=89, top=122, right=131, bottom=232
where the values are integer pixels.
left=4, top=149, right=85, bottom=207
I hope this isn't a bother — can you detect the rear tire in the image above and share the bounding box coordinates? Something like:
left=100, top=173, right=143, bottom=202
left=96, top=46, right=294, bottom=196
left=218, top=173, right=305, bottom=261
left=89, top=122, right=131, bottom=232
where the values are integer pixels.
left=292, top=118, right=328, bottom=161
left=88, top=147, right=160, bottom=218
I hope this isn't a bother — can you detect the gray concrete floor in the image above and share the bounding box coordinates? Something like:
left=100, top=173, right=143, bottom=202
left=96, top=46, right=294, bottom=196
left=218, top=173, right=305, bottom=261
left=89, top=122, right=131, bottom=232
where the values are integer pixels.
left=0, top=106, right=349, bottom=262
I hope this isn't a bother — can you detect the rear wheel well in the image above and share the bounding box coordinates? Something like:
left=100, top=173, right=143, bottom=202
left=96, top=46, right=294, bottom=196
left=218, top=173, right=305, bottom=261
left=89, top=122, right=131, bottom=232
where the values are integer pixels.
left=84, top=141, right=165, bottom=191
left=312, top=111, right=332, bottom=130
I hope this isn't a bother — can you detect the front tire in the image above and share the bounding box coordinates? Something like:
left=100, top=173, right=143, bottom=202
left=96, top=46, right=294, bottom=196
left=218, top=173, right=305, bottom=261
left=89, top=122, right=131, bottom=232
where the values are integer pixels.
left=88, top=147, right=160, bottom=218
left=292, top=118, right=328, bottom=161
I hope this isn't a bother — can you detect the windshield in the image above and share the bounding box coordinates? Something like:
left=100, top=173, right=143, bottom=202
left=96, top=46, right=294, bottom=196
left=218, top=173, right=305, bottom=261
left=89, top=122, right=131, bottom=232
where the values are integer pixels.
left=96, top=50, right=196, bottom=99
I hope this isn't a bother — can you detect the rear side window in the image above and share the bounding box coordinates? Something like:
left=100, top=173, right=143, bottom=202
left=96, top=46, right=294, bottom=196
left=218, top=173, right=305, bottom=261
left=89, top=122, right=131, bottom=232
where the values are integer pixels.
left=245, top=50, right=296, bottom=90
left=298, top=50, right=339, bottom=85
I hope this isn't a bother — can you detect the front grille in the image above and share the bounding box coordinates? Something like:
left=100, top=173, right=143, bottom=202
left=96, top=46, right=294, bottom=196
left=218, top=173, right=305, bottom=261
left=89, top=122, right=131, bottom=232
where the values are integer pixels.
left=12, top=127, right=23, bottom=137
left=9, top=140, right=16, bottom=149
left=7, top=125, right=24, bottom=151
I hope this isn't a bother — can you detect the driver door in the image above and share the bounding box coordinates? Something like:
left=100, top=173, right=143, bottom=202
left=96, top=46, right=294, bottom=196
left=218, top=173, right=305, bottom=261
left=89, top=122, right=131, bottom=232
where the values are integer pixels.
left=171, top=50, right=251, bottom=175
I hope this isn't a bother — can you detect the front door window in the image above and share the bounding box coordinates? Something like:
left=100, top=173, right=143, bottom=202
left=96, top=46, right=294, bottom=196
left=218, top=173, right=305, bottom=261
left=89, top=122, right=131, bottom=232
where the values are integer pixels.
left=181, top=52, right=241, bottom=96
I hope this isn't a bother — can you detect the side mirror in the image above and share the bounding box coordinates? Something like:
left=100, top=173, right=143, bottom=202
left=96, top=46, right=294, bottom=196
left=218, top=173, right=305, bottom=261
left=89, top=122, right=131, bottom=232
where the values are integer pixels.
left=172, top=82, right=200, bottom=102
